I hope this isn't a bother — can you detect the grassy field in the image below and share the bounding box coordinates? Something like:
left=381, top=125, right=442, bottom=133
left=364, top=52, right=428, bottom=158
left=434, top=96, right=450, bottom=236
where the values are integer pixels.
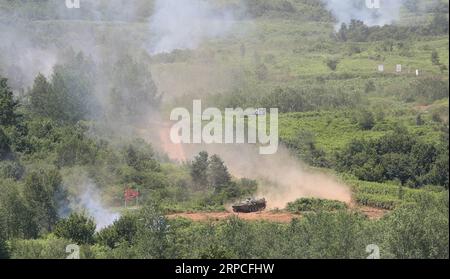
left=279, top=108, right=444, bottom=155
left=345, top=177, right=446, bottom=210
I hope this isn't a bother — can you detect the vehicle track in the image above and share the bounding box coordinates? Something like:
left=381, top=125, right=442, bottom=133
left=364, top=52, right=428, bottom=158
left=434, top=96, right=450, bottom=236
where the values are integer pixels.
left=167, top=207, right=388, bottom=223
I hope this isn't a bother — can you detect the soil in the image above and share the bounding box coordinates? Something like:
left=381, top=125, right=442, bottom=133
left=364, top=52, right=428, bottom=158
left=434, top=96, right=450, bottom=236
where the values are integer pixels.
left=167, top=206, right=388, bottom=223
left=167, top=211, right=300, bottom=223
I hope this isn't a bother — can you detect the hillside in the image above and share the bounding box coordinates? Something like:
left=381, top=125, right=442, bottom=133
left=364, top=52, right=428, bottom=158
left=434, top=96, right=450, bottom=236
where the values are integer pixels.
left=0, top=0, right=448, bottom=259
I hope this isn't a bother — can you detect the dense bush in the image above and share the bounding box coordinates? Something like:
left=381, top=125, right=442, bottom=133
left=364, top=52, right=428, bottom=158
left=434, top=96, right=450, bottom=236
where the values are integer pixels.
left=286, top=198, right=348, bottom=213
left=96, top=215, right=138, bottom=249
left=8, top=237, right=72, bottom=259
left=54, top=213, right=96, bottom=245
left=336, top=127, right=449, bottom=188
left=354, top=193, right=400, bottom=210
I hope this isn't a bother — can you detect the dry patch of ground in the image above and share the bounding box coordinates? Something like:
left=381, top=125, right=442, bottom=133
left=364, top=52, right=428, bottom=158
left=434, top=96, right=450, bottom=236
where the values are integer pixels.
left=167, top=206, right=388, bottom=223
left=167, top=211, right=300, bottom=223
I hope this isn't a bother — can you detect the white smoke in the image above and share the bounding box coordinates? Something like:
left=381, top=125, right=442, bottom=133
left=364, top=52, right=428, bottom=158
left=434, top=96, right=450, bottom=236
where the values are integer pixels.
left=148, top=0, right=236, bottom=55
left=69, top=181, right=120, bottom=230
left=324, top=0, right=402, bottom=28
left=0, top=22, right=58, bottom=89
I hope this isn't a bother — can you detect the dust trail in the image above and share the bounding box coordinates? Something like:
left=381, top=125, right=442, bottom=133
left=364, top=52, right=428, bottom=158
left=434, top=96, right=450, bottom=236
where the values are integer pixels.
left=137, top=118, right=188, bottom=162
left=150, top=123, right=351, bottom=209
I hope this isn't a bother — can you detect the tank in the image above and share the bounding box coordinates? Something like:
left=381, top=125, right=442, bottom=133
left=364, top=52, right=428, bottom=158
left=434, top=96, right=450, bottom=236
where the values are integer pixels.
left=232, top=198, right=267, bottom=213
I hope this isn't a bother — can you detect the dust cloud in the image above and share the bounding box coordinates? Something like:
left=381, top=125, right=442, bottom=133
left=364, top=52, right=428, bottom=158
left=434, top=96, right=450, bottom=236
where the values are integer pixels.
left=151, top=124, right=352, bottom=209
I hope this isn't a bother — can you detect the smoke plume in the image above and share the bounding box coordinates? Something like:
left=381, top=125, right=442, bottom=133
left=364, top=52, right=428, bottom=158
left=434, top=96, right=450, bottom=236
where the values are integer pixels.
left=148, top=0, right=236, bottom=55
left=63, top=176, right=120, bottom=230
left=324, top=0, right=402, bottom=27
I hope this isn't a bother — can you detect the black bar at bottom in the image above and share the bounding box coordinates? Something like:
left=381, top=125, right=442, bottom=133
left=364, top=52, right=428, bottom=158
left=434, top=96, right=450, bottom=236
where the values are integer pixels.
left=0, top=259, right=447, bottom=278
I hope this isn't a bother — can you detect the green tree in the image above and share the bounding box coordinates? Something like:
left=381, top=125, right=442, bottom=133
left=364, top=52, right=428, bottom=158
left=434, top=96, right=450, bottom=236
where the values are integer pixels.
left=384, top=193, right=449, bottom=258
left=431, top=50, right=440, bottom=65
left=0, top=77, right=19, bottom=126
left=337, top=23, right=348, bottom=41
left=54, top=213, right=96, bottom=245
left=0, top=128, right=11, bottom=160
left=124, top=139, right=160, bottom=172
left=95, top=225, right=118, bottom=249
left=325, top=58, right=339, bottom=71
left=135, top=202, right=172, bottom=259
left=364, top=80, right=376, bottom=93
left=255, top=63, right=269, bottom=80
left=29, top=52, right=99, bottom=123
left=220, top=216, right=254, bottom=258
left=296, top=211, right=368, bottom=258
left=109, top=55, right=160, bottom=121
left=0, top=179, right=37, bottom=239
left=191, top=151, right=209, bottom=188
left=427, top=145, right=449, bottom=189
left=357, top=110, right=375, bottom=130
left=0, top=222, right=9, bottom=259
left=208, top=155, right=231, bottom=193
left=287, top=130, right=329, bottom=167
left=430, top=13, right=449, bottom=35
left=415, top=114, right=425, bottom=126
left=97, top=215, right=138, bottom=248
left=23, top=169, right=66, bottom=234
left=381, top=153, right=413, bottom=185
left=29, top=73, right=55, bottom=118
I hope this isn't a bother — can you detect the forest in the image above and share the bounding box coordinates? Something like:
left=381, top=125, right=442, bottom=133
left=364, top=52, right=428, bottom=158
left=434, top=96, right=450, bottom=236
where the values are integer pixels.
left=0, top=0, right=448, bottom=259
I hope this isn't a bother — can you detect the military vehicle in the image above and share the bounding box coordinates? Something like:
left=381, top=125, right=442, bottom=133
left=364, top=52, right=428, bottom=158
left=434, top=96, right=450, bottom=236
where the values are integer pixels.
left=232, top=198, right=267, bottom=213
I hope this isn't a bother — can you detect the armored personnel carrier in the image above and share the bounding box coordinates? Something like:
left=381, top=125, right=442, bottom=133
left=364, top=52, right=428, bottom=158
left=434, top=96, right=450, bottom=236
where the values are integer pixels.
left=232, top=198, right=267, bottom=213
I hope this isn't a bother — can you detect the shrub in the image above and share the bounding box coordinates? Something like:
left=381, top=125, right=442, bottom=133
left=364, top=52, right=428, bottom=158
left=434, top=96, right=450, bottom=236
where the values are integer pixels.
left=286, top=198, right=348, bottom=213
left=354, top=193, right=400, bottom=210
left=325, top=58, right=339, bottom=71
left=8, top=236, right=71, bottom=259
left=96, top=215, right=138, bottom=248
left=357, top=110, right=375, bottom=130
left=54, top=213, right=96, bottom=245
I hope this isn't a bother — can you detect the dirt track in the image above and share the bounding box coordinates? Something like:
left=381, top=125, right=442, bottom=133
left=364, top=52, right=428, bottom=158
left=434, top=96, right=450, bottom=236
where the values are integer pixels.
left=167, top=207, right=388, bottom=223
left=168, top=211, right=300, bottom=223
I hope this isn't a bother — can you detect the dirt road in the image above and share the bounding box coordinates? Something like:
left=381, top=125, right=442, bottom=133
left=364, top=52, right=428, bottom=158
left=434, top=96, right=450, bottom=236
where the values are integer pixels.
left=168, top=211, right=300, bottom=223
left=167, top=207, right=388, bottom=223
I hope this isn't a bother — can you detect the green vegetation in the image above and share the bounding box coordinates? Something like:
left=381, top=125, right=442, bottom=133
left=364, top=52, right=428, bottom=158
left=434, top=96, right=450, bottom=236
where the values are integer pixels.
left=347, top=178, right=445, bottom=210
left=286, top=198, right=348, bottom=213
left=54, top=213, right=96, bottom=245
left=0, top=0, right=448, bottom=259
left=6, top=193, right=448, bottom=259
